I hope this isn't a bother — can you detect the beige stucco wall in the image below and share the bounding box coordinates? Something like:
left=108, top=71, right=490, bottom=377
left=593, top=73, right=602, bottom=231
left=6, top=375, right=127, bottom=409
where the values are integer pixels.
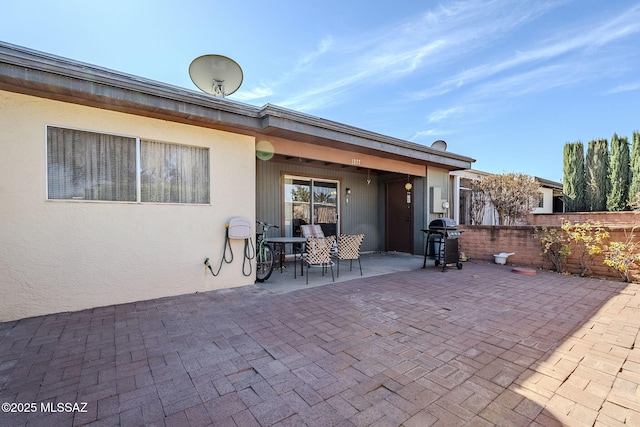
left=531, top=187, right=554, bottom=214
left=0, top=90, right=256, bottom=321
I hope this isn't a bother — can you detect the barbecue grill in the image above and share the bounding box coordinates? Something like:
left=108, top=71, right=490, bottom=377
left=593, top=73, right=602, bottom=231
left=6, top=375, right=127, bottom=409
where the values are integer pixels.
left=421, top=218, right=462, bottom=271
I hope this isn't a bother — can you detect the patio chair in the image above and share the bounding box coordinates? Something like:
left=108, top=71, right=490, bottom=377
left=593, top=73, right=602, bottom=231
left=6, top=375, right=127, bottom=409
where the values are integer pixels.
left=300, top=223, right=337, bottom=255
left=304, top=236, right=335, bottom=284
left=298, top=224, right=323, bottom=265
left=336, top=234, right=364, bottom=277
left=300, top=224, right=325, bottom=238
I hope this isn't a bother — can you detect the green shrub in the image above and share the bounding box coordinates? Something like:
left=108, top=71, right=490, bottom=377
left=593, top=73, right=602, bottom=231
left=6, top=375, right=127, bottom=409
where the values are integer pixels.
left=603, top=226, right=640, bottom=282
left=562, top=220, right=609, bottom=277
left=536, top=219, right=609, bottom=276
left=535, top=225, right=571, bottom=274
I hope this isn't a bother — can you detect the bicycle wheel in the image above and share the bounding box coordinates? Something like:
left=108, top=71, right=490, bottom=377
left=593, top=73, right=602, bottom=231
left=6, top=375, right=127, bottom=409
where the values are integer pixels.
left=256, top=244, right=275, bottom=282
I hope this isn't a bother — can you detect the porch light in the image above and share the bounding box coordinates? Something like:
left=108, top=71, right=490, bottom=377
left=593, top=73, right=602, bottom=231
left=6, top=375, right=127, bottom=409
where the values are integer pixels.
left=405, top=182, right=412, bottom=207
left=346, top=188, right=351, bottom=204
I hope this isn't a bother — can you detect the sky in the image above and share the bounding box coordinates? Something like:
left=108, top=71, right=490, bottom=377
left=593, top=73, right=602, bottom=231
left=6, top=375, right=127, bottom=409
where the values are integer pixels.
left=3, top=0, right=640, bottom=182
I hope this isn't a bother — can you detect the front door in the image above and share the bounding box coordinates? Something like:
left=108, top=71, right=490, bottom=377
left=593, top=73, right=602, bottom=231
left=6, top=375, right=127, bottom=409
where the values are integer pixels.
left=386, top=179, right=414, bottom=253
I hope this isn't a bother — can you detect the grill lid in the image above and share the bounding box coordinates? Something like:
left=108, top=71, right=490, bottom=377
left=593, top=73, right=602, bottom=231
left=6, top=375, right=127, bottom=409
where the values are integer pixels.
left=429, top=218, right=458, bottom=230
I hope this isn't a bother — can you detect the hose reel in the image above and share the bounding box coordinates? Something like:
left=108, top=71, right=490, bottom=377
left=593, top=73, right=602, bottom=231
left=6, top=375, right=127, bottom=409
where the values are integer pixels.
left=205, top=216, right=254, bottom=277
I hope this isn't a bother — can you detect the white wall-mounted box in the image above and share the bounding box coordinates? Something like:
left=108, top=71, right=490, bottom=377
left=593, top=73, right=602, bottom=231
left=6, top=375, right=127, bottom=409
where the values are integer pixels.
left=430, top=187, right=444, bottom=213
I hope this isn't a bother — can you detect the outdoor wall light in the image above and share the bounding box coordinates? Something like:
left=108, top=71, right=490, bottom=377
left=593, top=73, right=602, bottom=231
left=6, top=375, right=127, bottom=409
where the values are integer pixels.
left=405, top=182, right=412, bottom=207
left=346, top=188, right=351, bottom=204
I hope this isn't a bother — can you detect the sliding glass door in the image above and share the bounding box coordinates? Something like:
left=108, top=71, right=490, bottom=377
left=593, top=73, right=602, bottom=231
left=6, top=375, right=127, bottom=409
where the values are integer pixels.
left=284, top=175, right=339, bottom=237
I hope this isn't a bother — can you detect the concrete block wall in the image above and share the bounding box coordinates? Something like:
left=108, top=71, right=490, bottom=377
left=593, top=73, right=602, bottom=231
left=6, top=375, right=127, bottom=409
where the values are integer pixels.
left=459, top=223, right=640, bottom=281
left=527, top=212, right=639, bottom=227
left=458, top=225, right=553, bottom=270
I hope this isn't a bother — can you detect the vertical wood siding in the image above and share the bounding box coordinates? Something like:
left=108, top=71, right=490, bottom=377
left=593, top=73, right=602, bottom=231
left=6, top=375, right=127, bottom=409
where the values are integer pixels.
left=256, top=159, right=380, bottom=252
left=257, top=160, right=452, bottom=256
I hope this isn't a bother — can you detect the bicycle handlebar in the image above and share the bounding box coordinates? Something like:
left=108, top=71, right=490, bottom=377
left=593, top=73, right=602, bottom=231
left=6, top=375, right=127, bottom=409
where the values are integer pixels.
left=256, top=221, right=279, bottom=229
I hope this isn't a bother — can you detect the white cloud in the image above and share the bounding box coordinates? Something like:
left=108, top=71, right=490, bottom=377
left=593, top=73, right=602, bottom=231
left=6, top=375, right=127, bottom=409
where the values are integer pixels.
left=428, top=106, right=467, bottom=123
left=607, top=82, right=640, bottom=94
left=410, top=129, right=444, bottom=142
left=232, top=86, right=274, bottom=102
left=296, top=36, right=333, bottom=70
left=233, top=36, right=335, bottom=105
left=266, top=0, right=640, bottom=115
left=470, top=63, right=579, bottom=98
left=413, top=2, right=640, bottom=100
left=275, top=0, right=566, bottom=111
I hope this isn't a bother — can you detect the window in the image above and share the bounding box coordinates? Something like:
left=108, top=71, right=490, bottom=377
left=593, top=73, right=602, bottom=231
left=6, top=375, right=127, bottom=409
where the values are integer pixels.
left=47, top=126, right=209, bottom=204
left=47, top=127, right=137, bottom=201
left=140, top=140, right=209, bottom=204
left=284, top=175, right=338, bottom=237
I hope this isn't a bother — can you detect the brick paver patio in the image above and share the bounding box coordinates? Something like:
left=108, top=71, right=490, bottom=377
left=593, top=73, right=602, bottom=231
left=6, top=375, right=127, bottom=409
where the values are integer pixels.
left=1, top=262, right=640, bottom=426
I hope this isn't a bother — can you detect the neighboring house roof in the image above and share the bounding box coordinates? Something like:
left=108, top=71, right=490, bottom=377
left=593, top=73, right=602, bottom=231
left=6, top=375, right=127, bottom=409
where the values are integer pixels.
left=0, top=41, right=474, bottom=171
left=534, top=176, right=563, bottom=197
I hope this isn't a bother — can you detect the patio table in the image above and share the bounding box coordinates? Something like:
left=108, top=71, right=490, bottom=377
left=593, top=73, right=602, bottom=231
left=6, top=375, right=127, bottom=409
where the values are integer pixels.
left=265, top=236, right=307, bottom=278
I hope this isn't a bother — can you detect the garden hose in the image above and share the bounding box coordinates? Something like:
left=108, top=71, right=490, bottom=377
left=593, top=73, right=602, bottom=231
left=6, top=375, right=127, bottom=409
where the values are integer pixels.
left=242, top=238, right=255, bottom=277
left=205, top=224, right=255, bottom=277
left=204, top=226, right=233, bottom=276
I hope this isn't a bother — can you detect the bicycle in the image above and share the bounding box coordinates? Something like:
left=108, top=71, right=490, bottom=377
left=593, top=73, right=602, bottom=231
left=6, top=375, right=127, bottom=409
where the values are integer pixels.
left=255, top=221, right=278, bottom=282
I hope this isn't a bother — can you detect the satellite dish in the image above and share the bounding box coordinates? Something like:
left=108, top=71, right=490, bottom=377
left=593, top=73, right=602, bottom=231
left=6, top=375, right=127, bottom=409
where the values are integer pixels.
left=189, top=54, right=243, bottom=98
left=431, top=140, right=447, bottom=151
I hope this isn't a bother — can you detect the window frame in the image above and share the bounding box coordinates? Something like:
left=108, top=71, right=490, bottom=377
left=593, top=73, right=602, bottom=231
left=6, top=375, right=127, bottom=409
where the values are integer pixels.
left=45, top=125, right=211, bottom=205
left=283, top=174, right=340, bottom=237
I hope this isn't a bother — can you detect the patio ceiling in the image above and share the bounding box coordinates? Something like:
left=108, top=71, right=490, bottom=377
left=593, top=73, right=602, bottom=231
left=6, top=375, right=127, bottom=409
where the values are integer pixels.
left=262, top=135, right=429, bottom=177
left=270, top=153, right=387, bottom=175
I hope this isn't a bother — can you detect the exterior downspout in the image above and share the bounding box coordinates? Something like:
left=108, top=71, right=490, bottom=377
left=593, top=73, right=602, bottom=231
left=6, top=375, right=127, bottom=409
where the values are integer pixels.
left=453, top=175, right=460, bottom=224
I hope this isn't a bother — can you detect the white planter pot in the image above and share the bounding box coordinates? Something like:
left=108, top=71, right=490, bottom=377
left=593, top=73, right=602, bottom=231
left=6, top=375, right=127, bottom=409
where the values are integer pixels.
left=493, top=252, right=515, bottom=265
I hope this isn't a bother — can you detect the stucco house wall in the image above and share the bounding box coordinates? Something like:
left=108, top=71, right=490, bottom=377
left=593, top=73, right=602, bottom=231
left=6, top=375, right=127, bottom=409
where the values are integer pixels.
left=531, top=187, right=555, bottom=214
left=0, top=90, right=256, bottom=321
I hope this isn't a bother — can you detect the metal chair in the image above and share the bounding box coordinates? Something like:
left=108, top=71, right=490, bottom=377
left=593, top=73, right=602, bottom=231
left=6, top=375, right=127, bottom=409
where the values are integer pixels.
left=300, top=224, right=325, bottom=238
left=304, top=236, right=335, bottom=284
left=336, top=234, right=364, bottom=277
left=300, top=224, right=337, bottom=255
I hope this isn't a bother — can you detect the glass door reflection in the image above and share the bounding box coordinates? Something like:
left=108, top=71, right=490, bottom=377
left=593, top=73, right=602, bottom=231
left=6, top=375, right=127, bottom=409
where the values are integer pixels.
left=284, top=175, right=339, bottom=238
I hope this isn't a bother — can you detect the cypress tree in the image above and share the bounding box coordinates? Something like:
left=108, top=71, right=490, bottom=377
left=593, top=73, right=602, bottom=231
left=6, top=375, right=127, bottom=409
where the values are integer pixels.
left=607, top=133, right=630, bottom=211
left=629, top=131, right=640, bottom=208
left=563, top=142, right=585, bottom=212
left=585, top=139, right=609, bottom=211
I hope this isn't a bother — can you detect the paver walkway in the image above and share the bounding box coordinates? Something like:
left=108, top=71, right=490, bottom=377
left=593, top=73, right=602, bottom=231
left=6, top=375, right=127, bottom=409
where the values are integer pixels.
left=1, top=262, right=640, bottom=426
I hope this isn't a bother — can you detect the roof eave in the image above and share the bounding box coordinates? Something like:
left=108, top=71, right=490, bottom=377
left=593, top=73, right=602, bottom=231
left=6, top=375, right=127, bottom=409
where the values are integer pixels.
left=258, top=104, right=474, bottom=170
left=0, top=41, right=475, bottom=171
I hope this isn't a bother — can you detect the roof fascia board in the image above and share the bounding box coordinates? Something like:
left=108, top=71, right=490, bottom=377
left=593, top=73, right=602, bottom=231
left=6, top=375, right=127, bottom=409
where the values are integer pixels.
left=0, top=42, right=474, bottom=170
left=259, top=104, right=474, bottom=170
left=0, top=42, right=264, bottom=131
left=534, top=176, right=563, bottom=189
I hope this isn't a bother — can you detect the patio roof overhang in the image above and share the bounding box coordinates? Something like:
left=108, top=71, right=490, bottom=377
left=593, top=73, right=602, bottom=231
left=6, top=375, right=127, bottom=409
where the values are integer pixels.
left=0, top=41, right=475, bottom=175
